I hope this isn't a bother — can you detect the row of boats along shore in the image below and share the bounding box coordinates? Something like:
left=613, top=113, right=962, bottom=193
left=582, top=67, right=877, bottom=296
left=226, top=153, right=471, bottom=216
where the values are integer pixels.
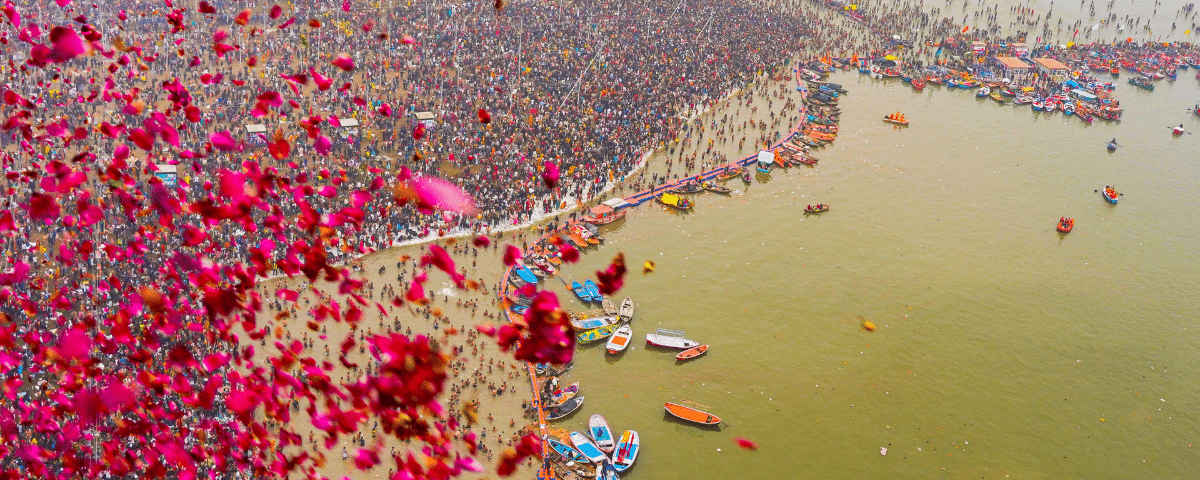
left=507, top=72, right=848, bottom=480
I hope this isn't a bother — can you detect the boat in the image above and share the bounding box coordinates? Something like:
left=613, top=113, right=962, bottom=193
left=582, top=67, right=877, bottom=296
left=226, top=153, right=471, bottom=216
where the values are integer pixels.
left=1032, top=99, right=1044, bottom=111
left=1013, top=95, right=1032, bottom=105
left=675, top=345, right=709, bottom=361
left=612, top=431, right=640, bottom=473
left=1057, top=217, right=1075, bottom=234
left=1102, top=186, right=1118, bottom=204
left=515, top=264, right=541, bottom=283
left=976, top=86, right=990, bottom=98
left=663, top=402, right=721, bottom=425
left=805, top=204, right=830, bottom=213
left=1128, top=76, right=1154, bottom=90
left=1063, top=103, right=1075, bottom=116
left=571, top=281, right=593, bottom=303
left=572, top=224, right=601, bottom=244
left=1173, top=124, right=1185, bottom=135
left=588, top=414, right=616, bottom=453
left=795, top=156, right=818, bottom=165
left=548, top=437, right=590, bottom=464
left=602, top=297, right=617, bottom=316
left=714, top=166, right=743, bottom=181
left=670, top=182, right=704, bottom=194
left=584, top=280, right=601, bottom=302
left=990, top=92, right=1006, bottom=103
left=569, top=430, right=609, bottom=463
left=570, top=315, right=618, bottom=330
left=605, top=324, right=633, bottom=355
left=741, top=169, right=752, bottom=182
left=507, top=270, right=527, bottom=288
left=546, top=384, right=580, bottom=407
left=618, top=297, right=635, bottom=320
left=702, top=182, right=731, bottom=194
left=596, top=461, right=619, bottom=480
left=547, top=397, right=585, bottom=421
left=658, top=193, right=694, bottom=210
left=580, top=204, right=626, bottom=225
left=882, top=114, right=909, bottom=126
left=645, top=328, right=701, bottom=349
left=578, top=324, right=619, bottom=343
left=911, top=78, right=925, bottom=91
left=1107, top=141, right=1118, bottom=152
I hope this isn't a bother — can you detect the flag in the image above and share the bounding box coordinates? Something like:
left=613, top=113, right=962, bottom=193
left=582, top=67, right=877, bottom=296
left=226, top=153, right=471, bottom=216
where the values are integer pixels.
left=962, top=26, right=969, bottom=33
left=934, top=46, right=943, bottom=56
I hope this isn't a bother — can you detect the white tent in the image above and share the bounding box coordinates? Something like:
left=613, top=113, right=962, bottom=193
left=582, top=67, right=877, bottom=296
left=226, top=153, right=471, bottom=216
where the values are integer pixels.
left=757, top=150, right=774, bottom=164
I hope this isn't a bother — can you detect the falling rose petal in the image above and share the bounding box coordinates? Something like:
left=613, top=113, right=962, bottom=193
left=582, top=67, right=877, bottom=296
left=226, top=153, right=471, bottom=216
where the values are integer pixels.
left=735, top=437, right=759, bottom=451
left=378, top=103, right=392, bottom=117
left=401, top=34, right=415, bottom=44
left=473, top=235, right=491, bottom=248
left=542, top=160, right=560, bottom=189
left=234, top=9, right=251, bottom=24
left=503, top=245, right=521, bottom=266
left=477, top=108, right=491, bottom=124
left=560, top=245, right=579, bottom=263
left=412, top=123, right=426, bottom=140
left=342, top=0, right=351, bottom=12
left=269, top=4, right=282, bottom=18
left=643, top=260, right=656, bottom=274
left=47, top=26, right=87, bottom=63
left=331, top=53, right=355, bottom=71
left=209, top=131, right=238, bottom=151
left=411, top=177, right=476, bottom=214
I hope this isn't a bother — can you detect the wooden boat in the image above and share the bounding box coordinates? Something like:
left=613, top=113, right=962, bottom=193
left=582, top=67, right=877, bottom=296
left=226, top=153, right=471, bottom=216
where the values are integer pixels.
left=645, top=328, right=701, bottom=349
left=805, top=204, right=830, bottom=213
left=670, top=182, right=704, bottom=194
left=548, top=437, right=590, bottom=464
left=569, top=430, right=608, bottom=463
left=1057, top=218, right=1075, bottom=234
left=578, top=324, right=619, bottom=343
left=571, top=281, right=592, bottom=303
left=612, top=431, right=640, bottom=472
left=1107, top=141, right=1118, bottom=152
left=606, top=324, right=633, bottom=355
left=547, top=397, right=584, bottom=421
left=882, top=115, right=909, bottom=126
left=596, top=461, right=619, bottom=480
left=702, top=182, right=731, bottom=194
left=618, top=297, right=634, bottom=320
left=663, top=402, right=721, bottom=425
left=570, top=315, right=617, bottom=330
left=572, top=224, right=601, bottom=244
left=507, top=270, right=527, bottom=288
left=601, top=297, right=617, bottom=316
left=580, top=204, right=626, bottom=225
left=990, top=92, right=1006, bottom=103
left=976, top=86, right=990, bottom=98
left=658, top=193, right=694, bottom=210
left=584, top=280, right=601, bottom=301
left=714, top=166, right=743, bottom=181
left=546, top=382, right=579, bottom=405
left=675, top=345, right=709, bottom=361
left=795, top=156, right=818, bottom=165
left=588, top=414, right=616, bottom=453
left=1103, top=186, right=1118, bottom=204
left=741, top=169, right=752, bottom=183
left=515, top=265, right=541, bottom=283
left=1173, top=124, right=1185, bottom=135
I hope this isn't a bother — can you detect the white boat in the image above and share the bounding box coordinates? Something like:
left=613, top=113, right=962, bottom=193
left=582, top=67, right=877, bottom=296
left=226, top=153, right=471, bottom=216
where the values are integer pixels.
left=612, top=431, right=640, bottom=472
left=588, top=414, right=616, bottom=453
left=975, top=86, right=990, bottom=98
left=606, top=324, right=633, bottom=355
left=570, top=431, right=609, bottom=463
left=1173, top=124, right=1185, bottom=134
left=570, top=315, right=619, bottom=330
left=596, top=461, right=620, bottom=480
left=618, top=297, right=635, bottom=320
left=601, top=297, right=617, bottom=316
left=645, top=328, right=701, bottom=349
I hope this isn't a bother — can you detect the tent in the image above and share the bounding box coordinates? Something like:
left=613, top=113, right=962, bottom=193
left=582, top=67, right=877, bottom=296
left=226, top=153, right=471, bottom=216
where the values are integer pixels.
left=757, top=150, right=774, bottom=165
left=154, top=164, right=178, bottom=187
left=245, top=124, right=267, bottom=145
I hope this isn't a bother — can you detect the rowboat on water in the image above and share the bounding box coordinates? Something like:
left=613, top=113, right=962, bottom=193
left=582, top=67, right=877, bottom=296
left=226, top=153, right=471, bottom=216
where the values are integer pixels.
left=664, top=402, right=722, bottom=425
left=515, top=265, right=541, bottom=283
left=883, top=115, right=909, bottom=126
left=569, top=430, right=609, bottom=463
left=547, top=397, right=585, bottom=421
left=583, top=280, right=602, bottom=302
left=612, top=431, right=640, bottom=472
left=1107, top=140, right=1118, bottom=152
left=670, top=182, right=704, bottom=194
left=606, top=324, right=633, bottom=355
left=741, top=169, right=752, bottom=182
left=588, top=414, right=616, bottom=453
left=976, top=86, right=990, bottom=98
left=547, top=437, right=590, bottom=464
left=596, top=461, right=619, bottom=480
left=618, top=297, right=635, bottom=320
left=571, top=281, right=592, bottom=303
left=658, top=193, right=694, bottom=210
left=1057, top=217, right=1075, bottom=234
left=805, top=204, right=830, bottom=213
left=546, top=388, right=578, bottom=409
left=578, top=324, right=619, bottom=343
left=714, top=166, right=743, bottom=181
left=602, top=297, right=617, bottom=316
left=645, top=328, right=701, bottom=349
left=676, top=345, right=709, bottom=361
left=702, top=182, right=732, bottom=194
left=507, top=271, right=527, bottom=288
left=1103, top=186, right=1119, bottom=204
left=570, top=315, right=617, bottom=331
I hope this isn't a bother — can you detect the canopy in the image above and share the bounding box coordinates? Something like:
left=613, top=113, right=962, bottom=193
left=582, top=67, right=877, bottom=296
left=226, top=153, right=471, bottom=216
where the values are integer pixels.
left=660, top=193, right=682, bottom=206
left=244, top=124, right=266, bottom=134
left=756, top=150, right=774, bottom=164
left=1071, top=89, right=1097, bottom=100
left=339, top=118, right=360, bottom=127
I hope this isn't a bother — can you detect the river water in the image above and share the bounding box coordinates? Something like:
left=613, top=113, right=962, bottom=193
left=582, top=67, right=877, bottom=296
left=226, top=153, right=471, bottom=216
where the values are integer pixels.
left=542, top=68, right=1200, bottom=479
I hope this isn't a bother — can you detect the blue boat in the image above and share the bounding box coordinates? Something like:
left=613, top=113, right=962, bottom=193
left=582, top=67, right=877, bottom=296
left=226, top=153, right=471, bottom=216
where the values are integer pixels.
left=511, top=305, right=529, bottom=315
left=858, top=66, right=870, bottom=74
left=612, top=431, right=640, bottom=472
left=569, top=432, right=609, bottom=464
left=515, top=266, right=538, bottom=284
left=1102, top=186, right=1119, bottom=204
left=547, top=437, right=589, bottom=464
left=572, top=281, right=592, bottom=302
left=583, top=280, right=602, bottom=302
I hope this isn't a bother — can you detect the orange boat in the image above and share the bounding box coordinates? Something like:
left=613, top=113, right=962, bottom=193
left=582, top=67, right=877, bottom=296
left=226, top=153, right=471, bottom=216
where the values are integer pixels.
left=1057, top=217, right=1074, bottom=233
left=676, top=345, right=708, bottom=360
left=664, top=402, right=721, bottom=425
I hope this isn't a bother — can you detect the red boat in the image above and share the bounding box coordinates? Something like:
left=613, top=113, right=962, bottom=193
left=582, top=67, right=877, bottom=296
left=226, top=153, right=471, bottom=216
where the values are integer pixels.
left=580, top=204, right=626, bottom=225
left=912, top=78, right=926, bottom=91
left=1057, top=217, right=1075, bottom=234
